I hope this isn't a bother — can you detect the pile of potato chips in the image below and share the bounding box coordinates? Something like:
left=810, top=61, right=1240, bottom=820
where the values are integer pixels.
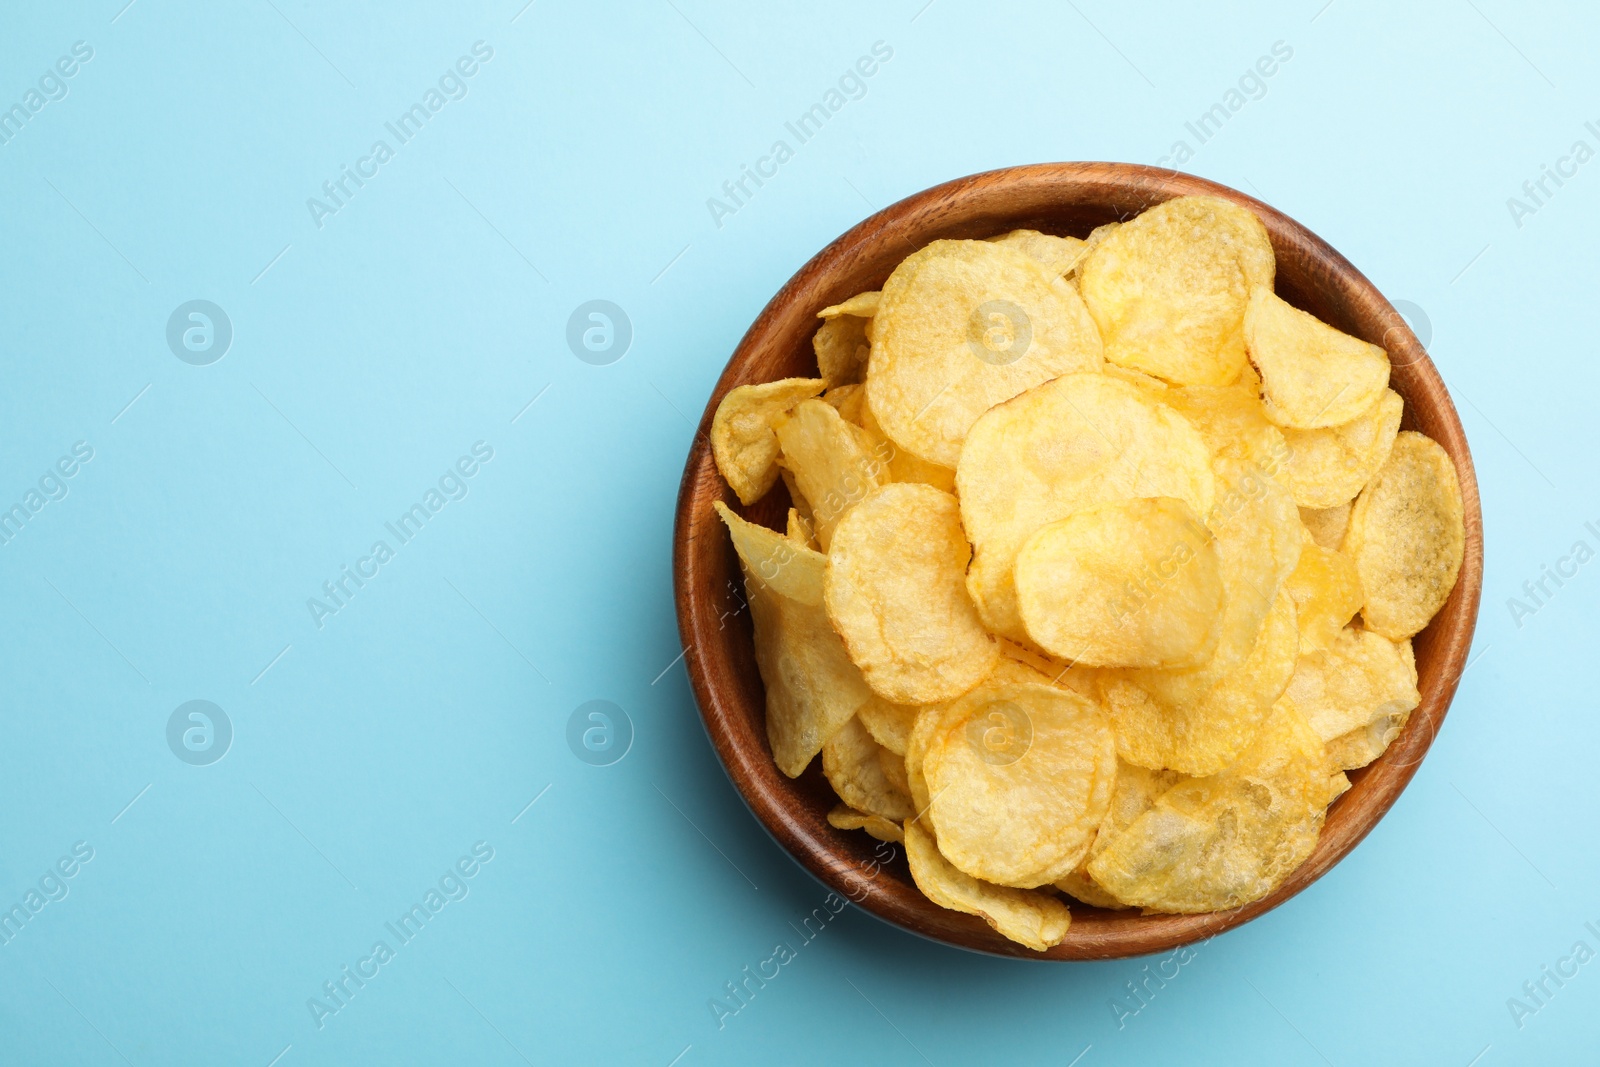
left=709, top=195, right=1465, bottom=951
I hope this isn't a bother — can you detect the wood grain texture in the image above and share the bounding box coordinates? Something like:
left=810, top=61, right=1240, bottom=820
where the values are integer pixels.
left=672, top=163, right=1484, bottom=961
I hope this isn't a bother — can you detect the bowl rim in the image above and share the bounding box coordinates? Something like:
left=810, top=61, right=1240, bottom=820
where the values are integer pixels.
left=672, top=161, right=1484, bottom=960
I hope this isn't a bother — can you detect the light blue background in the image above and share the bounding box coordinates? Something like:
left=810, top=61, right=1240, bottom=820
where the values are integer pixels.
left=0, top=1, right=1592, bottom=1064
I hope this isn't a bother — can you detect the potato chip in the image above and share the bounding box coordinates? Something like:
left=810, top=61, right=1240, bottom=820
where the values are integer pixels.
left=1280, top=389, right=1403, bottom=509
left=920, top=682, right=1117, bottom=887
left=1283, top=528, right=1364, bottom=652
left=1078, top=196, right=1274, bottom=385
left=987, top=228, right=1089, bottom=276
left=1015, top=498, right=1224, bottom=668
left=1300, top=502, right=1351, bottom=551
left=1344, top=432, right=1465, bottom=639
left=904, top=706, right=938, bottom=823
left=958, top=373, right=1216, bottom=642
left=1324, top=715, right=1407, bottom=772
left=774, top=399, right=891, bottom=550
left=857, top=401, right=957, bottom=492
left=814, top=314, right=871, bottom=386
left=785, top=507, right=817, bottom=549
left=866, top=239, right=1105, bottom=467
left=1077, top=221, right=1122, bottom=263
left=711, top=378, right=827, bottom=505
left=781, top=467, right=811, bottom=522
left=1055, top=761, right=1183, bottom=909
left=822, top=383, right=867, bottom=424
left=715, top=502, right=871, bottom=776
left=857, top=695, right=919, bottom=756
left=1086, top=699, right=1327, bottom=913
left=1281, top=627, right=1418, bottom=768
left=827, top=805, right=903, bottom=843
left=879, top=746, right=910, bottom=796
left=819, top=291, right=881, bottom=318
left=824, top=483, right=999, bottom=703
left=1245, top=288, right=1391, bottom=429
left=823, top=715, right=915, bottom=821
left=1165, top=379, right=1291, bottom=475
left=1325, top=770, right=1352, bottom=804
left=903, top=819, right=1072, bottom=951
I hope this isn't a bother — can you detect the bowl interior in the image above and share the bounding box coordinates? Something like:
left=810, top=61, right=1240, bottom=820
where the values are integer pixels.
left=673, top=163, right=1484, bottom=960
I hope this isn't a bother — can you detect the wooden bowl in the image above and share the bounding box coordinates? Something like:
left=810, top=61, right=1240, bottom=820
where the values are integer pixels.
left=672, top=163, right=1484, bottom=960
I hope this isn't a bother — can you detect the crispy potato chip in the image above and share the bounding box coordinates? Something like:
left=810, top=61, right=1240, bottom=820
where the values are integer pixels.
left=958, top=373, right=1216, bottom=642
left=1165, top=379, right=1291, bottom=474
left=920, top=682, right=1117, bottom=887
left=774, top=399, right=891, bottom=550
left=1324, top=714, right=1406, bottom=772
left=1078, top=196, right=1274, bottom=386
left=866, top=239, right=1104, bottom=467
left=904, top=819, right=1072, bottom=951
left=814, top=314, right=871, bottom=387
left=785, top=507, right=817, bottom=549
left=711, top=378, right=827, bottom=505
left=827, top=805, right=903, bottom=843
left=1086, top=700, right=1327, bottom=913
left=857, top=401, right=957, bottom=492
left=1345, top=432, right=1465, bottom=639
left=1055, top=761, right=1183, bottom=909
left=1283, top=528, right=1364, bottom=652
left=823, top=715, right=915, bottom=821
left=716, top=502, right=871, bottom=776
left=1280, top=389, right=1403, bottom=509
left=820, top=291, right=881, bottom=318
left=824, top=484, right=999, bottom=703
left=1246, top=288, right=1390, bottom=429
left=781, top=467, right=811, bottom=522
left=904, top=706, right=938, bottom=822
left=1325, top=770, right=1352, bottom=804
left=1300, top=502, right=1352, bottom=551
left=1076, top=221, right=1122, bottom=263
left=879, top=746, right=910, bottom=796
left=822, top=383, right=867, bottom=424
left=857, top=695, right=919, bottom=756
left=1281, top=627, right=1418, bottom=768
left=987, top=228, right=1089, bottom=276
left=1015, top=498, right=1224, bottom=668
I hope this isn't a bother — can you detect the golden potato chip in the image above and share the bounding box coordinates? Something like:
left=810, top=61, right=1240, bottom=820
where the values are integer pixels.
left=1325, top=716, right=1406, bottom=772
left=879, top=746, right=910, bottom=796
left=1280, top=389, right=1403, bottom=509
left=903, top=819, right=1072, bottom=951
left=1055, top=760, right=1183, bottom=909
left=774, top=399, right=891, bottom=550
left=958, top=373, right=1216, bottom=642
left=1086, top=700, right=1327, bottom=913
left=781, top=467, right=811, bottom=523
left=785, top=507, right=817, bottom=549
left=1078, top=196, right=1274, bottom=385
left=920, top=682, right=1117, bottom=887
left=987, top=228, right=1089, bottom=276
left=827, top=805, right=903, bottom=843
left=857, top=401, right=957, bottom=492
left=1325, top=770, right=1352, bottom=804
left=857, top=695, right=919, bottom=756
left=904, top=706, right=937, bottom=823
left=1300, top=502, right=1351, bottom=551
left=1015, top=498, right=1224, bottom=668
left=1245, top=288, right=1390, bottom=429
left=814, top=314, right=871, bottom=386
left=824, top=483, right=999, bottom=703
left=866, top=239, right=1104, bottom=467
left=823, top=715, right=915, bottom=821
left=1344, top=432, right=1465, bottom=639
left=715, top=502, right=871, bottom=776
left=711, top=378, right=827, bottom=505
left=1283, top=529, right=1363, bottom=652
left=822, top=383, right=866, bottom=424
left=1076, top=221, right=1122, bottom=263
left=1165, top=379, right=1290, bottom=474
left=1281, top=627, right=1418, bottom=767
left=819, top=291, right=881, bottom=318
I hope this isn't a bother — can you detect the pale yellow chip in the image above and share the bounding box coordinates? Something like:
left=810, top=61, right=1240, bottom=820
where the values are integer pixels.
left=903, top=819, right=1072, bottom=951
left=827, top=805, right=903, bottom=843
left=1078, top=195, right=1275, bottom=386
left=1280, top=389, right=1403, bottom=509
left=1344, top=432, right=1465, bottom=639
left=774, top=399, right=890, bottom=550
left=919, top=682, right=1118, bottom=888
left=1055, top=760, right=1183, bottom=909
left=1281, top=627, right=1419, bottom=768
left=1283, top=528, right=1364, bottom=652
left=1325, top=770, right=1352, bottom=804
left=856, top=694, right=919, bottom=756
left=785, top=507, right=817, bottom=549
left=858, top=401, right=957, bottom=492
left=715, top=502, right=871, bottom=776
left=1300, top=502, right=1352, bottom=551
left=1015, top=498, right=1224, bottom=668
left=866, top=239, right=1105, bottom=468
left=878, top=746, right=910, bottom=796
left=824, top=483, right=999, bottom=703
left=1325, top=717, right=1406, bottom=772
left=819, top=291, right=881, bottom=318
left=1245, top=288, right=1391, bottom=429
left=958, top=373, right=1216, bottom=643
left=1165, top=379, right=1291, bottom=475
left=711, top=378, right=827, bottom=505
left=986, top=228, right=1089, bottom=276
left=822, top=383, right=866, bottom=425
left=822, top=715, right=915, bottom=821
left=1086, top=699, right=1327, bottom=913
left=814, top=315, right=871, bottom=387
